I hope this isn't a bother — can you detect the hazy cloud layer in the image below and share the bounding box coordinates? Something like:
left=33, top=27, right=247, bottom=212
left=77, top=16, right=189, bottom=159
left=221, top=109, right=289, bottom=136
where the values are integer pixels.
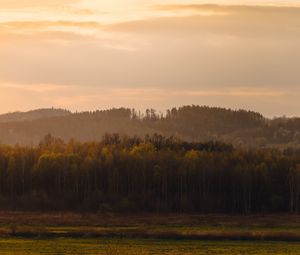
left=0, top=0, right=79, bottom=8
left=0, top=83, right=294, bottom=117
left=0, top=3, right=300, bottom=116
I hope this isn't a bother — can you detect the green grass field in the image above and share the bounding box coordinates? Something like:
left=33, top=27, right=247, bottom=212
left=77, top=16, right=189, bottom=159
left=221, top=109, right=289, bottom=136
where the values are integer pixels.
left=0, top=213, right=299, bottom=254
left=0, top=238, right=299, bottom=255
left=0, top=213, right=300, bottom=241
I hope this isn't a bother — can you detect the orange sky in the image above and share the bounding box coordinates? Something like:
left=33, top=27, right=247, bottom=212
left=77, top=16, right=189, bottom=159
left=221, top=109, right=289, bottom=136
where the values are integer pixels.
left=1, top=1, right=300, bottom=116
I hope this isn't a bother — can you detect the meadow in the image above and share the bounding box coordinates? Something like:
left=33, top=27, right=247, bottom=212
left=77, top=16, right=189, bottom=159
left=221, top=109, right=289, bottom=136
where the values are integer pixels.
left=0, top=213, right=299, bottom=254
left=0, top=238, right=299, bottom=255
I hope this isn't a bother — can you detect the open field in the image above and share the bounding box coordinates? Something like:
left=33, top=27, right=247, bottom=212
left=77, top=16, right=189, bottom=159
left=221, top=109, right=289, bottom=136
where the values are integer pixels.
left=0, top=213, right=299, bottom=242
left=0, top=212, right=299, bottom=254
left=0, top=238, right=299, bottom=255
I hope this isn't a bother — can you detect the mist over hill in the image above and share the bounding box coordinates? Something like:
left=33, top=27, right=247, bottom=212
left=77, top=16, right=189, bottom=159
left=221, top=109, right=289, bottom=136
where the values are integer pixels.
left=0, top=105, right=299, bottom=148
left=0, top=108, right=71, bottom=123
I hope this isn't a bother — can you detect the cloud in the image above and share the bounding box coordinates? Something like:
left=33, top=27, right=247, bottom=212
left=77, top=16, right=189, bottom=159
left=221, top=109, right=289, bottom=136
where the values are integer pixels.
left=0, top=0, right=80, bottom=9
left=0, top=83, right=295, bottom=116
left=1, top=8, right=300, bottom=89
left=0, top=21, right=105, bottom=43
left=70, top=8, right=95, bottom=15
left=0, top=83, right=69, bottom=92
left=1, top=4, right=300, bottom=116
left=175, top=87, right=285, bottom=97
left=1, top=21, right=102, bottom=30
left=154, top=4, right=230, bottom=14
left=2, top=4, right=300, bottom=41
left=108, top=5, right=300, bottom=39
left=154, top=4, right=300, bottom=12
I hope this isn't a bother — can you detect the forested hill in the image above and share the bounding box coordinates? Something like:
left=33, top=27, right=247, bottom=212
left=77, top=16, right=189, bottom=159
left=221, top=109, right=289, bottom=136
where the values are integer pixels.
left=0, top=108, right=71, bottom=123
left=0, top=105, right=299, bottom=148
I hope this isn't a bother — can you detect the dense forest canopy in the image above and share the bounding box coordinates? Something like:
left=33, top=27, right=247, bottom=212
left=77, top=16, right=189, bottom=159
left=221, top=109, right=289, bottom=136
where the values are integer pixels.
left=0, top=133, right=299, bottom=213
left=0, top=105, right=299, bottom=148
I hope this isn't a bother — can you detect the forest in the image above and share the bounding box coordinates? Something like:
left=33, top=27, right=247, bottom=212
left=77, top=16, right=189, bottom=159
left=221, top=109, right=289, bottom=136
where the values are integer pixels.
left=0, top=106, right=300, bottom=148
left=0, top=133, right=299, bottom=214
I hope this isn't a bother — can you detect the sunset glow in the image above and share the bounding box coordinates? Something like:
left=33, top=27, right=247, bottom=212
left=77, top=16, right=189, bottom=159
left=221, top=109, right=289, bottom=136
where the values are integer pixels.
left=1, top=0, right=300, bottom=116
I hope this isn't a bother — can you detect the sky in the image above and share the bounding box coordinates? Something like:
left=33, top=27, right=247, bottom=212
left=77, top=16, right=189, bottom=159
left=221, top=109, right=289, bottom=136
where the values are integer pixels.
left=0, top=1, right=300, bottom=117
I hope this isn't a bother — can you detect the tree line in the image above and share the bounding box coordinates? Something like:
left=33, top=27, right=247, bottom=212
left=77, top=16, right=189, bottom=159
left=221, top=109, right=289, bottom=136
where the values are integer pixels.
left=0, top=133, right=299, bottom=213
left=0, top=106, right=277, bottom=147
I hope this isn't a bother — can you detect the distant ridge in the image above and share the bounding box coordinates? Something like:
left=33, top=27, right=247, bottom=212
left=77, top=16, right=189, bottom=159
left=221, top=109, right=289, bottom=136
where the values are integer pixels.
left=0, top=105, right=299, bottom=148
left=0, top=108, right=71, bottom=123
